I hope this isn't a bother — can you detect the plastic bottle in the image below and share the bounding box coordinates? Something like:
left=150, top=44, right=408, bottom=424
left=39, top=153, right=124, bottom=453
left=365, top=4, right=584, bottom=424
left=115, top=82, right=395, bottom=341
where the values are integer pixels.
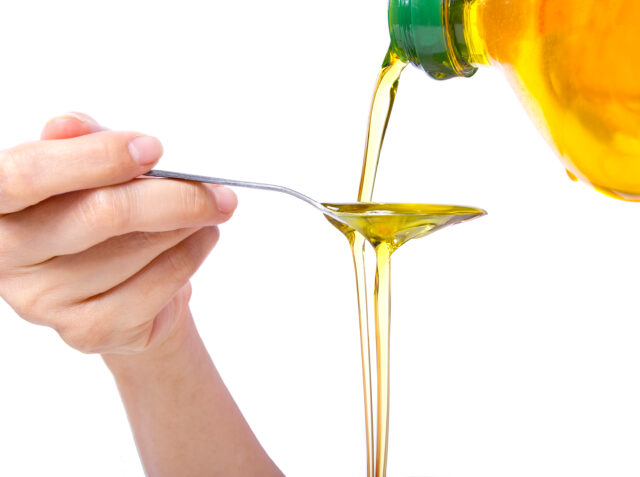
left=388, top=0, right=640, bottom=200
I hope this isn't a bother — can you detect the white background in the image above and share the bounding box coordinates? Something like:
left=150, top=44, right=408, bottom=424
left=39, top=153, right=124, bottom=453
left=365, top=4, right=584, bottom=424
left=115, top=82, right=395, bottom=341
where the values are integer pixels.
left=1, top=1, right=640, bottom=476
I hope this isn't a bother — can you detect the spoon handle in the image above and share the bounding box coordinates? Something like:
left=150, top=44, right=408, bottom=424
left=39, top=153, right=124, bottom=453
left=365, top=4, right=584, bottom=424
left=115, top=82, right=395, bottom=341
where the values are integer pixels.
left=143, top=170, right=326, bottom=213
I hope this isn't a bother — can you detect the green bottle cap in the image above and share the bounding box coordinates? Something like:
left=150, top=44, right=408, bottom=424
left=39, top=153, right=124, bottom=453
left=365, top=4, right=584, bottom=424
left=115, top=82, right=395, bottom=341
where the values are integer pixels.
left=389, top=0, right=477, bottom=80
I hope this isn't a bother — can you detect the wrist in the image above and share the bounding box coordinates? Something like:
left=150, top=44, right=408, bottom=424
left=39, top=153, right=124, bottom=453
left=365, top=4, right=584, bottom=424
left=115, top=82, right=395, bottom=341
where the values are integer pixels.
left=102, top=308, right=203, bottom=381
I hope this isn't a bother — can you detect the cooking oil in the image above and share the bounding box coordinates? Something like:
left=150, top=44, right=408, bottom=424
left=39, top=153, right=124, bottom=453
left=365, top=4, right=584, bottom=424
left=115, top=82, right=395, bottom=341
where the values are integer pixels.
left=389, top=0, right=640, bottom=199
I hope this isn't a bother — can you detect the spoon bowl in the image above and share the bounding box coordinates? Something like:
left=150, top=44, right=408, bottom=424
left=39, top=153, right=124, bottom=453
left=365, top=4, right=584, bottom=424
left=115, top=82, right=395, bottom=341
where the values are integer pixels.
left=322, top=203, right=486, bottom=251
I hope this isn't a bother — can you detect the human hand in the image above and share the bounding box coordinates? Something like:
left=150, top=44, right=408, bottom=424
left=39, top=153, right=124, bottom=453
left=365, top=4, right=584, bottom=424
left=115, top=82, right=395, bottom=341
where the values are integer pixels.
left=0, top=113, right=237, bottom=355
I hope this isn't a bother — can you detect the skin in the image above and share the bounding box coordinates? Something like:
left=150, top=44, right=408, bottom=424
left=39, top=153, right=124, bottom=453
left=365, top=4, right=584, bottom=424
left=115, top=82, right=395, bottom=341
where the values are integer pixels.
left=0, top=113, right=284, bottom=477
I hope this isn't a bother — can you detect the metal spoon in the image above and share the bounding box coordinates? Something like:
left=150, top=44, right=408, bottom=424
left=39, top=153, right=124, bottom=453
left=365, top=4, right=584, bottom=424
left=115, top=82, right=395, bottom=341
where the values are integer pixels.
left=143, top=170, right=487, bottom=238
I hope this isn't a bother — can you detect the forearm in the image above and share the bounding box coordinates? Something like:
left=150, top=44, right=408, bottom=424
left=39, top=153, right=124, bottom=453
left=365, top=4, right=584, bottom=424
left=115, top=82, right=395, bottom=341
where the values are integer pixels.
left=103, top=310, right=283, bottom=477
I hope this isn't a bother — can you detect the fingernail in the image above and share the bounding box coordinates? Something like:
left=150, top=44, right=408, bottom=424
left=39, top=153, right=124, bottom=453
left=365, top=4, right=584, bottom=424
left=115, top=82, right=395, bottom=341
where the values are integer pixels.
left=128, top=136, right=163, bottom=166
left=62, top=112, right=102, bottom=132
left=212, top=186, right=238, bottom=215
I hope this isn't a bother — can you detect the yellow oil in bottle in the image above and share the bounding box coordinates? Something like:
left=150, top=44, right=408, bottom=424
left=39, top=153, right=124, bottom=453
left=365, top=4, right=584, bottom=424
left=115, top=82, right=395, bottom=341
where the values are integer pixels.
left=325, top=203, right=485, bottom=477
left=464, top=0, right=640, bottom=199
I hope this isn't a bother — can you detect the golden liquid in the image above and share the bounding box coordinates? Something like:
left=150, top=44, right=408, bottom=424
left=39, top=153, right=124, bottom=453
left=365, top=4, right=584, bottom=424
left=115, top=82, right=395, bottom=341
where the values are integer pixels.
left=357, top=54, right=407, bottom=203
left=349, top=53, right=407, bottom=477
left=325, top=204, right=485, bottom=476
left=345, top=52, right=484, bottom=473
left=345, top=228, right=375, bottom=477
left=465, top=0, right=640, bottom=199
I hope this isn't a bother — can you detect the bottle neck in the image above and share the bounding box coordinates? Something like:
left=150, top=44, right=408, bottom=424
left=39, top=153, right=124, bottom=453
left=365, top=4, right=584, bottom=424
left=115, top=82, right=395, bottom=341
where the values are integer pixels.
left=388, top=0, right=484, bottom=80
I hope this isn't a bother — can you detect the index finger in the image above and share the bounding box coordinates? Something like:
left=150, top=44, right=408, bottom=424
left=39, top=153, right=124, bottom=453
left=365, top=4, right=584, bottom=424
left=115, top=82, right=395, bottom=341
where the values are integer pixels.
left=0, top=131, right=163, bottom=214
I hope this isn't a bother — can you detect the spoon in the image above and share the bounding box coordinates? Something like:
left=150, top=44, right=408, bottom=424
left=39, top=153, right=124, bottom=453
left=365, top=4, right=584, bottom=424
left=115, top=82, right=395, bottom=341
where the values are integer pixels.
left=143, top=170, right=486, bottom=242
